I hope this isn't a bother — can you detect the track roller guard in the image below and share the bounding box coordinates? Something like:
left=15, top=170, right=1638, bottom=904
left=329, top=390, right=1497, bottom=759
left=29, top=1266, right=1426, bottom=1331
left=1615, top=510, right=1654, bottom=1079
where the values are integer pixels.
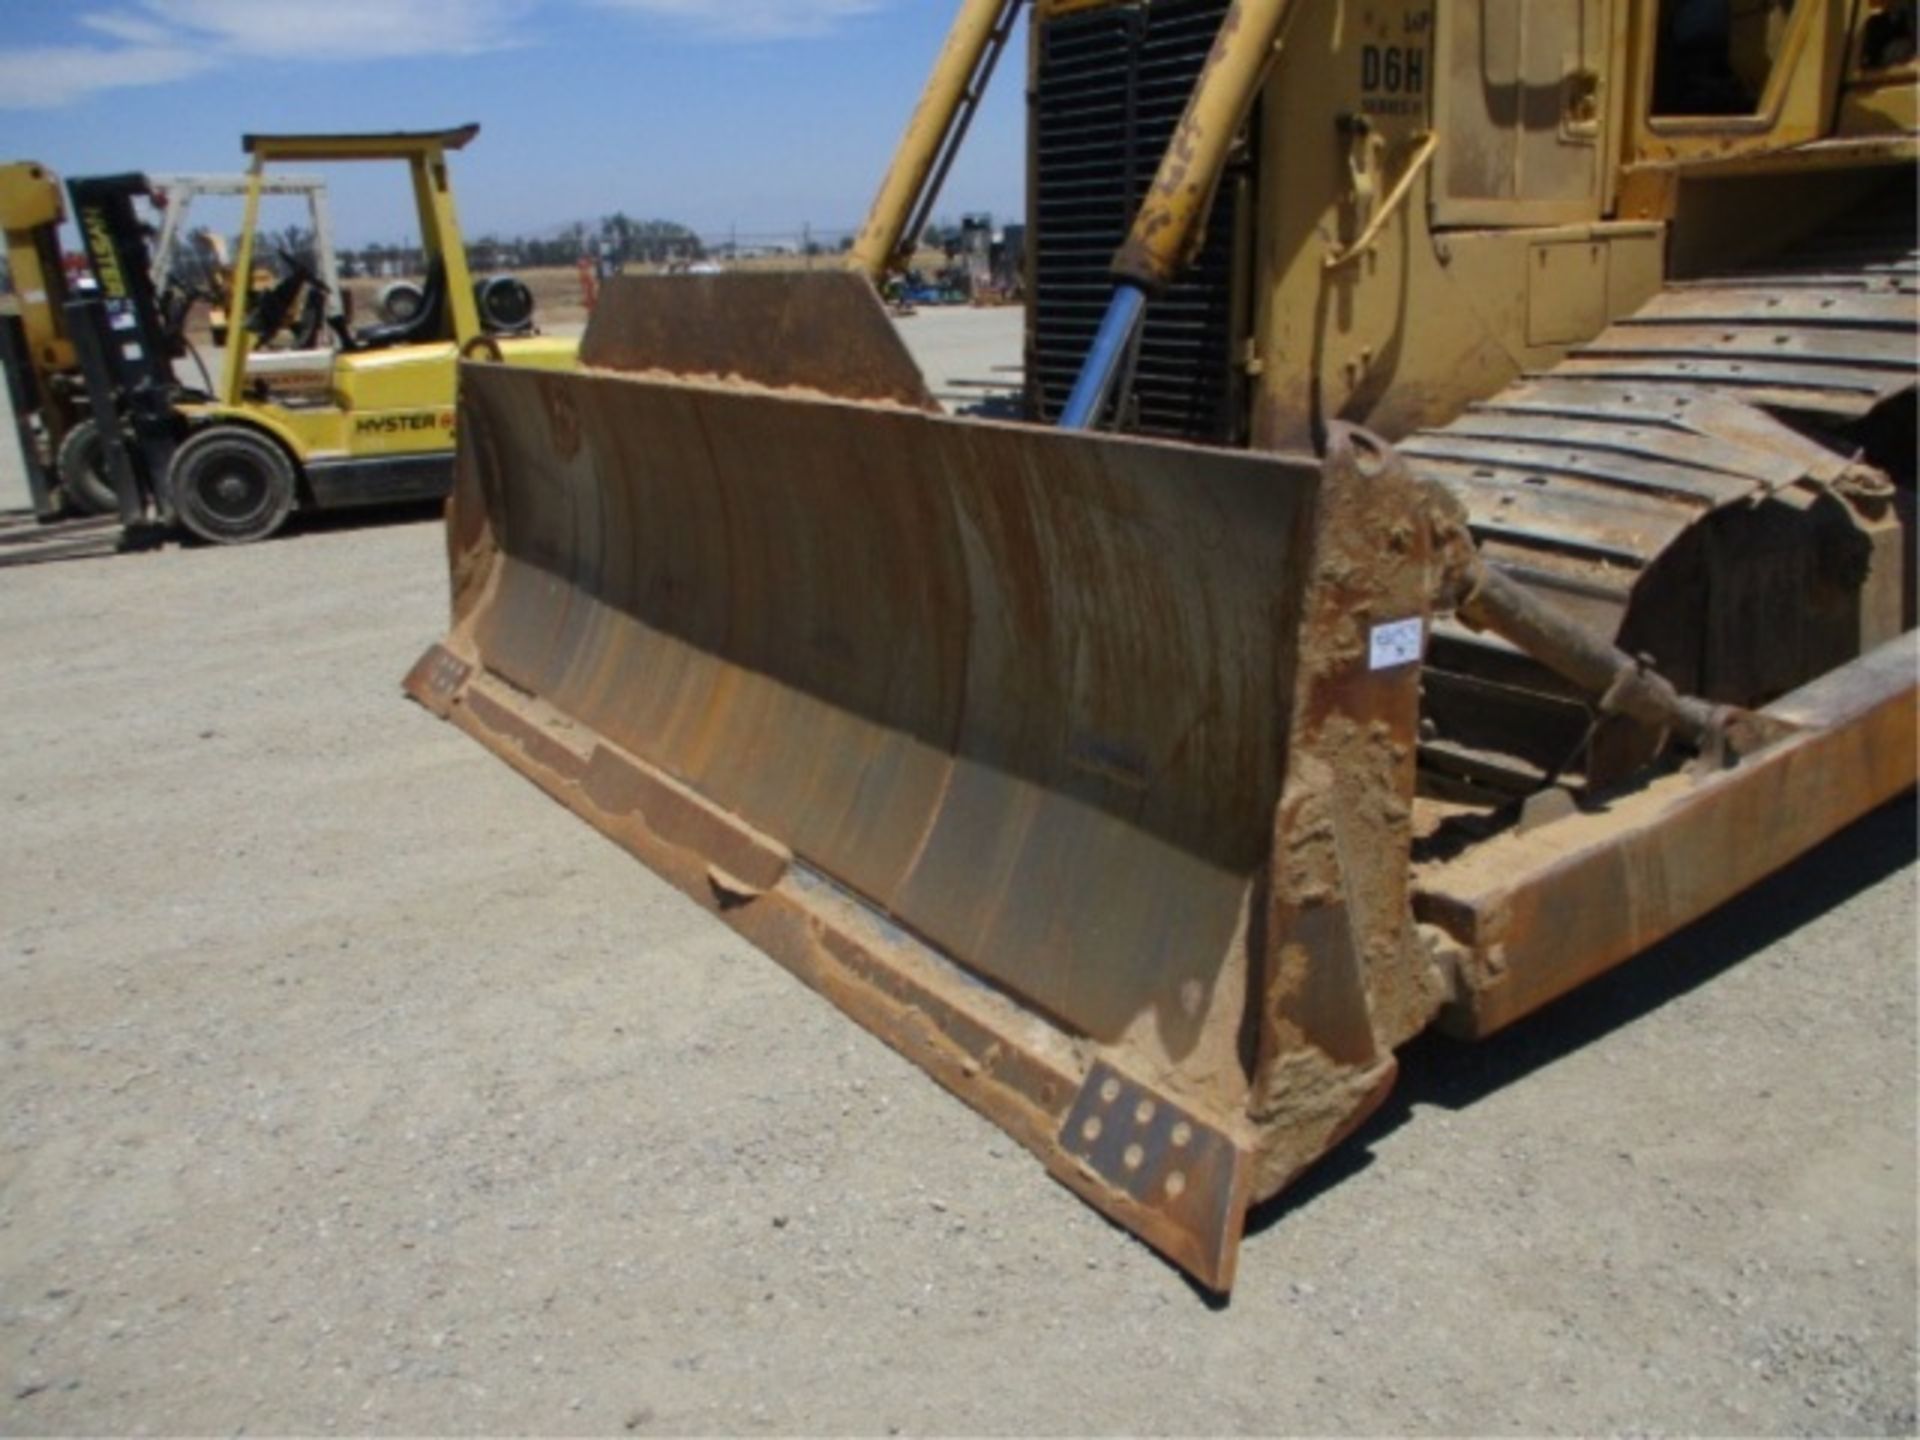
left=410, top=273, right=1466, bottom=1291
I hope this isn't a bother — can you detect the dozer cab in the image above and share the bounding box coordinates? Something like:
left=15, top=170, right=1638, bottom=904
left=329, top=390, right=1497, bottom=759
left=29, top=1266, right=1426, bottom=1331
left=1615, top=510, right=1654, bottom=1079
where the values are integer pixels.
left=6, top=127, right=576, bottom=546
left=410, top=0, right=1917, bottom=1291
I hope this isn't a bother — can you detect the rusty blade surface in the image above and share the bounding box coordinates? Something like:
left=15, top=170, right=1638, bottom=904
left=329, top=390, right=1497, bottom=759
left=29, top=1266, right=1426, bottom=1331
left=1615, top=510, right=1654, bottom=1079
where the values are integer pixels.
left=580, top=270, right=939, bottom=410
left=456, top=353, right=1320, bottom=1061
left=418, top=276, right=1332, bottom=1287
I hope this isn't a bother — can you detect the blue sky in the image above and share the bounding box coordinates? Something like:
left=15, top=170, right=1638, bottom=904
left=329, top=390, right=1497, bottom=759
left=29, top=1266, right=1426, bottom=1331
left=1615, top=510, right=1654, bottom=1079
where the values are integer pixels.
left=0, top=1, right=1027, bottom=246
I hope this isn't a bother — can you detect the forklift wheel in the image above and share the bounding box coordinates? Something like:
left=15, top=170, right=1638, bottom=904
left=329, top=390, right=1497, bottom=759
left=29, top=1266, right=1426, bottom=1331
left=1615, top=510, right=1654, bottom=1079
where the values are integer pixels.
left=169, top=428, right=298, bottom=545
left=56, top=420, right=120, bottom=516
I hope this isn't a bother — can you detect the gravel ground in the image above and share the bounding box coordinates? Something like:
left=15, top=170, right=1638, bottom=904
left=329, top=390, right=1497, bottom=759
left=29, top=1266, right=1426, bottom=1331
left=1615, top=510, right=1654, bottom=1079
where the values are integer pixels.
left=0, top=309, right=1914, bottom=1436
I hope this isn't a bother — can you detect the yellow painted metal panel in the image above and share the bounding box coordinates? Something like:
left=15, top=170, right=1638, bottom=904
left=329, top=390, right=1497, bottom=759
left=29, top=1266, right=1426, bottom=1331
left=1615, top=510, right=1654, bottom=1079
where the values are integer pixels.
left=1526, top=238, right=1610, bottom=344
left=1430, top=0, right=1614, bottom=228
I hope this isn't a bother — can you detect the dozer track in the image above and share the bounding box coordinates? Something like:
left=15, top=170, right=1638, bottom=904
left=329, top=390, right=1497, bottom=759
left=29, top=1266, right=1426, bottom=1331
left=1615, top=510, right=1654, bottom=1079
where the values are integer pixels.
left=1407, top=209, right=1917, bottom=802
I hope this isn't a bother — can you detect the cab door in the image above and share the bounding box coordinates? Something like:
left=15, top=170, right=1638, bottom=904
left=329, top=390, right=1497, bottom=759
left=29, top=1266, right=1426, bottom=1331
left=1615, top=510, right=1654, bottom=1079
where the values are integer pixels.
left=1430, top=0, right=1625, bottom=225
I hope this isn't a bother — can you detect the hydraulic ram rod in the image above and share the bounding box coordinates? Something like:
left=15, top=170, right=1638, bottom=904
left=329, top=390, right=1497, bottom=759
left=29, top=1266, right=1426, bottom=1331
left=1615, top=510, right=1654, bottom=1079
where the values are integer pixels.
left=1416, top=465, right=1734, bottom=752
left=1458, top=567, right=1728, bottom=749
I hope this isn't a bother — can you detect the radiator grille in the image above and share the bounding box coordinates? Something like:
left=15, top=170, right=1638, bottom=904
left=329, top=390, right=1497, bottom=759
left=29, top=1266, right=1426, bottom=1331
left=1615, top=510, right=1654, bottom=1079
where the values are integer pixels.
left=1028, top=0, right=1246, bottom=443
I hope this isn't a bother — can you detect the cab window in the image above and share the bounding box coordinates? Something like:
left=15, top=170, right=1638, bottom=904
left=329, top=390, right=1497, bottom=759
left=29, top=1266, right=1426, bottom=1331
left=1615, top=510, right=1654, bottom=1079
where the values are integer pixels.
left=1652, top=0, right=1802, bottom=115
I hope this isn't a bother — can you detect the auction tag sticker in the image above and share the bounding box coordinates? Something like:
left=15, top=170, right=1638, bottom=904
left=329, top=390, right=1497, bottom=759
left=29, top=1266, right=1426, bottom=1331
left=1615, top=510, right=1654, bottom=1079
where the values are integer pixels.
left=1369, top=617, right=1424, bottom=671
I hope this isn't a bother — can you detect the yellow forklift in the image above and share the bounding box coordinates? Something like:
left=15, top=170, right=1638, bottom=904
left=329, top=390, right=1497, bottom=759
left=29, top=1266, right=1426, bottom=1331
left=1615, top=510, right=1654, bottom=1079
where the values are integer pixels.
left=1, top=161, right=359, bottom=521
left=0, top=159, right=93, bottom=521
left=28, top=126, right=576, bottom=545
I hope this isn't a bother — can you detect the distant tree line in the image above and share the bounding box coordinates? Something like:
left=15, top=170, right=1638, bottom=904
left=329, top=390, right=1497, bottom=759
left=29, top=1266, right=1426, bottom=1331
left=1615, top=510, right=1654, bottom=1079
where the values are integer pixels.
left=331, top=213, right=707, bottom=277
left=71, top=210, right=1005, bottom=294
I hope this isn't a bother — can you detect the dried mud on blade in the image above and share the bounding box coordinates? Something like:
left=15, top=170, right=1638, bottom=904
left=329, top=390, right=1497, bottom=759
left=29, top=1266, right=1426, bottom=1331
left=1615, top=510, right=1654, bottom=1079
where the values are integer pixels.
left=409, top=274, right=1449, bottom=1292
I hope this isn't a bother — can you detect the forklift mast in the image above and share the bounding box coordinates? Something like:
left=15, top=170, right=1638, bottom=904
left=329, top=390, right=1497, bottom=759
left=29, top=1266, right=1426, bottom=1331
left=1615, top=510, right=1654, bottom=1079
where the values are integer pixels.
left=64, top=175, right=177, bottom=396
left=61, top=175, right=184, bottom=524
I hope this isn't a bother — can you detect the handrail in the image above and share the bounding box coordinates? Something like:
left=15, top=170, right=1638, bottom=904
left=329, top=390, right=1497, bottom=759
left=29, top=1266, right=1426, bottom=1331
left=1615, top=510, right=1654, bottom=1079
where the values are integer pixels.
left=1325, top=131, right=1439, bottom=271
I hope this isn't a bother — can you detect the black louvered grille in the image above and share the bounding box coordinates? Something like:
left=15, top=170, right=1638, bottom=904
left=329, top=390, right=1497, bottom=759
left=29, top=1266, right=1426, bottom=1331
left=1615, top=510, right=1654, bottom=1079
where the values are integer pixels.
left=1028, top=0, right=1244, bottom=442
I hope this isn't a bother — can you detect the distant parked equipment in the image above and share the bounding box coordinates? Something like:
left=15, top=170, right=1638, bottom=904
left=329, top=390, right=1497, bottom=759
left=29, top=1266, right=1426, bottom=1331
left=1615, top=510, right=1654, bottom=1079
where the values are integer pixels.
left=376, top=279, right=426, bottom=325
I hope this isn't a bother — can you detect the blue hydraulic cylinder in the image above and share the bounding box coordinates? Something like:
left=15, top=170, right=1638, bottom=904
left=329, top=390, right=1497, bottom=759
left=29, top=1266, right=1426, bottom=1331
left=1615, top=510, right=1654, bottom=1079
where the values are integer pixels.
left=1058, top=282, right=1147, bottom=430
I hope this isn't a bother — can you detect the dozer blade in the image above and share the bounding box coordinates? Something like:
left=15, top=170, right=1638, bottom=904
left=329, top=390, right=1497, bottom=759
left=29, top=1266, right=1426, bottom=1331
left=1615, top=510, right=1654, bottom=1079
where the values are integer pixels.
left=410, top=274, right=1450, bottom=1291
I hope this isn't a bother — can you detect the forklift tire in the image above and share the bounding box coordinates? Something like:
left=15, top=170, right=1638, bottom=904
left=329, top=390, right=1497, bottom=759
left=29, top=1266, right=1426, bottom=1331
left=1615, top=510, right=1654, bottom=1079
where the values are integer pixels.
left=168, top=427, right=298, bottom=545
left=56, top=420, right=120, bottom=516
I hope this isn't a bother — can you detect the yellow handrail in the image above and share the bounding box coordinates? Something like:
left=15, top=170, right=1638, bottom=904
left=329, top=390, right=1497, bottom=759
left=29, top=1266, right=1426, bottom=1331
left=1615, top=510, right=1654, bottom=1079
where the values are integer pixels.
left=1325, top=131, right=1439, bottom=271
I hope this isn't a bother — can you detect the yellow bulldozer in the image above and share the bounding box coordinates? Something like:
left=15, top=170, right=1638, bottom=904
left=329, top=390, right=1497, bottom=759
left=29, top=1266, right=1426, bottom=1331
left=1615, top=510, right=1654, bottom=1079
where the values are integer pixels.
left=409, top=0, right=1916, bottom=1291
